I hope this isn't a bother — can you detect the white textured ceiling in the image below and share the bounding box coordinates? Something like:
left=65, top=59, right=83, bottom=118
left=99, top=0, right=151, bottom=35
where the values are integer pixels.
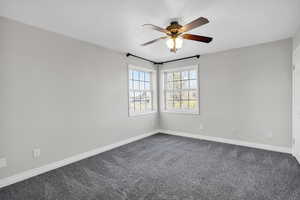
left=0, top=0, right=300, bottom=62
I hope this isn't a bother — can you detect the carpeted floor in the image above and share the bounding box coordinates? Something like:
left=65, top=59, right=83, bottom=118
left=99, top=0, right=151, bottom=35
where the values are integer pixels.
left=0, top=133, right=300, bottom=200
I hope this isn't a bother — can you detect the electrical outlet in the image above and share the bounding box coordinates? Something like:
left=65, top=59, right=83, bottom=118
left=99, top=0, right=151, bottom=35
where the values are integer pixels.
left=232, top=128, right=238, bottom=135
left=266, top=131, right=273, bottom=138
left=199, top=124, right=204, bottom=131
left=33, top=149, right=41, bottom=159
left=0, top=158, right=7, bottom=168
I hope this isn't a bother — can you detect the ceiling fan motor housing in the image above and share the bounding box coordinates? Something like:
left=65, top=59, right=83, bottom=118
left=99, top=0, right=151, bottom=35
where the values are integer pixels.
left=167, top=21, right=182, bottom=36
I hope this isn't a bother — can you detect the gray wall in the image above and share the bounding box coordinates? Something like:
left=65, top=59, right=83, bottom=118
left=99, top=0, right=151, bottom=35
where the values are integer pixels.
left=0, top=17, right=158, bottom=179
left=160, top=39, right=293, bottom=148
left=294, top=27, right=300, bottom=51
left=293, top=28, right=300, bottom=160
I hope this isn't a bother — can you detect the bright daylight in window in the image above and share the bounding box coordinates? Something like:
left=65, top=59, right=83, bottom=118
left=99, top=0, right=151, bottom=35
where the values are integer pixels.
left=128, top=66, right=155, bottom=116
left=162, top=66, right=199, bottom=114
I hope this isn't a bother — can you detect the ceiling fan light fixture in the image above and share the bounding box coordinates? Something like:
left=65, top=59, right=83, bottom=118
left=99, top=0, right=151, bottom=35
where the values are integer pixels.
left=166, top=37, right=183, bottom=51
left=142, top=17, right=212, bottom=53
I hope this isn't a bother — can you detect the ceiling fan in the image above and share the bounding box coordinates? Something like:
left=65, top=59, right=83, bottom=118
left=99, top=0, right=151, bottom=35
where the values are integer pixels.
left=141, top=17, right=213, bottom=53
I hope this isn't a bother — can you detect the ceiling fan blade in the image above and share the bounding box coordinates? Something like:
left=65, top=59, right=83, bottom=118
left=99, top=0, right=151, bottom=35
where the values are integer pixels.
left=141, top=36, right=168, bottom=46
left=143, top=24, right=170, bottom=34
left=179, top=17, right=209, bottom=33
left=182, top=34, right=213, bottom=43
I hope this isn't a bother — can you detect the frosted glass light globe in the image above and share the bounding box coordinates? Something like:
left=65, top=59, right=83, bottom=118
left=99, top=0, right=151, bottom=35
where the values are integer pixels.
left=166, top=37, right=183, bottom=50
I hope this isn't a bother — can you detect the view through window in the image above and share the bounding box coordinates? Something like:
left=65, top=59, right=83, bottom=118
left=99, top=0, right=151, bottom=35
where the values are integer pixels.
left=162, top=66, right=199, bottom=113
left=128, top=67, right=154, bottom=115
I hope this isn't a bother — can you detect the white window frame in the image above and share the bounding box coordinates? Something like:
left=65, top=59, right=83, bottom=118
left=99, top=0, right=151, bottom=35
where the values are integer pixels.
left=160, top=65, right=200, bottom=114
left=128, top=65, right=157, bottom=117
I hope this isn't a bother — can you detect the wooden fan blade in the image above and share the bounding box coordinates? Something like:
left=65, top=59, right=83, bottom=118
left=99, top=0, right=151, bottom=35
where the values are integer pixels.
left=179, top=17, right=209, bottom=33
left=182, top=34, right=213, bottom=43
left=141, top=36, right=168, bottom=46
left=143, top=24, right=170, bottom=34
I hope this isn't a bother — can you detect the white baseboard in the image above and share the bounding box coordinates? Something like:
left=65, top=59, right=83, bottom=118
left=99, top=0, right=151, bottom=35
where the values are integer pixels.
left=0, top=129, right=293, bottom=189
left=159, top=129, right=292, bottom=154
left=0, top=130, right=159, bottom=189
left=293, top=152, right=300, bottom=164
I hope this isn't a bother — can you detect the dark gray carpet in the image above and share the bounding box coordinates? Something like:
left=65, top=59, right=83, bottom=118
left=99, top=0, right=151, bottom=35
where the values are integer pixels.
left=1, top=133, right=300, bottom=200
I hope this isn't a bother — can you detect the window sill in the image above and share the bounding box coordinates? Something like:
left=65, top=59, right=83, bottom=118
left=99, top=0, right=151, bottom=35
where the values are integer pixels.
left=129, top=111, right=157, bottom=117
left=161, top=110, right=200, bottom=115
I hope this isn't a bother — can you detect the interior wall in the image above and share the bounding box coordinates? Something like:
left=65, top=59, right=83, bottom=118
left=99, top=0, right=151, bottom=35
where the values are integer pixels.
left=293, top=27, right=300, bottom=161
left=160, top=39, right=293, bottom=148
left=293, top=27, right=300, bottom=51
left=0, top=17, right=158, bottom=179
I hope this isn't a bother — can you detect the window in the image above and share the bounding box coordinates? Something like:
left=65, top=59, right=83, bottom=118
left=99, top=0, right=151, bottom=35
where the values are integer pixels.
left=128, top=65, right=157, bottom=116
left=161, top=66, right=199, bottom=114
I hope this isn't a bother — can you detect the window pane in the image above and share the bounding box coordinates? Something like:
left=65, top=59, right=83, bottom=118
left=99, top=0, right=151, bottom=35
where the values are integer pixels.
left=174, top=72, right=181, bottom=81
left=166, top=92, right=173, bottom=101
left=167, top=81, right=173, bottom=90
left=181, top=91, right=188, bottom=100
left=129, top=97, right=135, bottom=102
left=189, top=70, right=197, bottom=79
left=140, top=81, right=145, bottom=90
left=174, top=92, right=181, bottom=101
left=134, top=81, right=139, bottom=90
left=129, top=91, right=134, bottom=98
left=166, top=100, right=173, bottom=109
left=145, top=82, right=150, bottom=90
left=140, top=91, right=146, bottom=100
left=140, top=101, right=146, bottom=112
left=133, top=70, right=139, bottom=80
left=182, top=80, right=189, bottom=89
left=135, top=101, right=141, bottom=112
left=174, top=101, right=181, bottom=109
left=181, top=100, right=188, bottom=109
left=182, top=71, right=189, bottom=80
left=129, top=96, right=134, bottom=112
left=167, top=72, right=173, bottom=82
left=135, top=91, right=141, bottom=100
left=146, top=99, right=152, bottom=111
left=174, top=81, right=181, bottom=89
left=190, top=80, right=197, bottom=89
left=129, top=70, right=133, bottom=80
left=189, top=100, right=197, bottom=109
left=129, top=102, right=135, bottom=112
left=145, top=72, right=150, bottom=81
left=189, top=90, right=197, bottom=100
left=146, top=91, right=152, bottom=99
left=129, top=80, right=133, bottom=90
left=140, top=72, right=145, bottom=81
